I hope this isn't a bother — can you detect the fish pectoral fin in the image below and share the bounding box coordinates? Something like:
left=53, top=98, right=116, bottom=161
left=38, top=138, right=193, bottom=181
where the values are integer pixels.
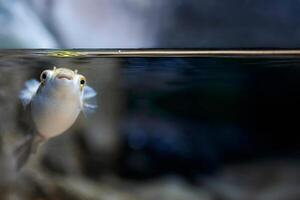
left=83, top=85, right=97, bottom=99
left=83, top=102, right=98, bottom=117
left=82, top=85, right=98, bottom=117
left=19, top=79, right=40, bottom=107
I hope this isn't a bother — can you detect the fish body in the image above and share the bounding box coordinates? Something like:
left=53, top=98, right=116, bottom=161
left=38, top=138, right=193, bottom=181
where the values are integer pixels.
left=16, top=67, right=97, bottom=169
left=32, top=81, right=81, bottom=138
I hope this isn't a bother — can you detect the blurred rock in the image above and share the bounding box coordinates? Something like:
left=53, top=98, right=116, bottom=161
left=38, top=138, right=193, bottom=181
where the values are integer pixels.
left=50, top=176, right=134, bottom=200
left=0, top=66, right=28, bottom=136
left=204, top=160, right=300, bottom=200
left=132, top=177, right=212, bottom=200
left=41, top=133, right=82, bottom=175
left=0, top=137, right=16, bottom=200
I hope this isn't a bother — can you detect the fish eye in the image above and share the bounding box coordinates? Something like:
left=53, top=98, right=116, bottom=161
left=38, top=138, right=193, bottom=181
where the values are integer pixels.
left=80, top=76, right=86, bottom=85
left=79, top=76, right=86, bottom=90
left=40, top=71, right=48, bottom=82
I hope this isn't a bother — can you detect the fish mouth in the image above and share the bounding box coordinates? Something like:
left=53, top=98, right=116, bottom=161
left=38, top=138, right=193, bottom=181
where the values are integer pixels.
left=56, top=74, right=73, bottom=80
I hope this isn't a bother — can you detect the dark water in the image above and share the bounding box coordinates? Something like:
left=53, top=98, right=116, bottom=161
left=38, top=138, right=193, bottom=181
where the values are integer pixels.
left=0, top=51, right=299, bottom=199
left=119, top=57, right=300, bottom=178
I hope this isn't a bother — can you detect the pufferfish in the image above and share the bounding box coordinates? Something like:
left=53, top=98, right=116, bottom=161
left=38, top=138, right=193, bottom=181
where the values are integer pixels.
left=15, top=67, right=97, bottom=169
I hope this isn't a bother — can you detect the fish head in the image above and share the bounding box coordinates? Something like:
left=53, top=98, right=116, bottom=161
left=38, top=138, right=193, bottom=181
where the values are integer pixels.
left=39, top=67, right=86, bottom=96
left=19, top=66, right=97, bottom=139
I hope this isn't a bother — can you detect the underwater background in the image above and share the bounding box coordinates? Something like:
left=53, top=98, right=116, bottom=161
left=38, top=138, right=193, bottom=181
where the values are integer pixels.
left=0, top=51, right=299, bottom=200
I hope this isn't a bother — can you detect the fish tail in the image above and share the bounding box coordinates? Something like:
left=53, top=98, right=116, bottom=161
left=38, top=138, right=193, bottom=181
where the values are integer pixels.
left=14, top=134, right=44, bottom=170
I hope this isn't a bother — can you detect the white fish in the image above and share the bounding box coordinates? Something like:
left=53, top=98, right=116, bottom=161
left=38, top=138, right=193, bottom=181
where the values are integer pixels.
left=15, top=67, right=97, bottom=169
